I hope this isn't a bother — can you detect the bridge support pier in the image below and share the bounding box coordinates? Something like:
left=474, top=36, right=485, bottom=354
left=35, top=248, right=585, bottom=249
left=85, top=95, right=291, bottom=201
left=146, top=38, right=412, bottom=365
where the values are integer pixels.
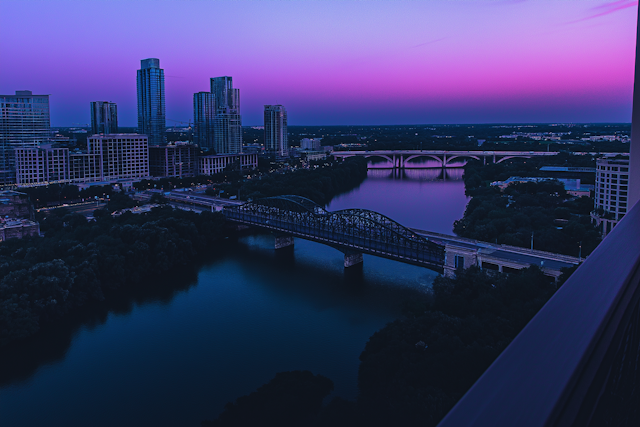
left=344, top=252, right=363, bottom=268
left=274, top=236, right=294, bottom=249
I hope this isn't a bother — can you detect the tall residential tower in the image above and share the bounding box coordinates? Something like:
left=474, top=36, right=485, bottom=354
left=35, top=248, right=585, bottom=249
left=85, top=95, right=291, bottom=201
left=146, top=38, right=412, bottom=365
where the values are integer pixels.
left=0, top=90, right=50, bottom=185
left=137, top=58, right=165, bottom=145
left=193, top=92, right=215, bottom=151
left=90, top=101, right=118, bottom=135
left=211, top=76, right=242, bottom=154
left=264, top=105, right=288, bottom=158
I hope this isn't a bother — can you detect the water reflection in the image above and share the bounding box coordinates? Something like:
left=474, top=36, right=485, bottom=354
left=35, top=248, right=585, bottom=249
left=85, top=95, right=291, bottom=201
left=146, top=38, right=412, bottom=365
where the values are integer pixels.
left=0, top=263, right=203, bottom=388
left=367, top=158, right=466, bottom=169
left=327, top=170, right=469, bottom=235
left=366, top=168, right=464, bottom=181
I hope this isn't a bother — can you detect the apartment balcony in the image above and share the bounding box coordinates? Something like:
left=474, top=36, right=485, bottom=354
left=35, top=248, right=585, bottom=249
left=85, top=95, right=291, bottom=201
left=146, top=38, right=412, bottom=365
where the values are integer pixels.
left=437, top=200, right=640, bottom=426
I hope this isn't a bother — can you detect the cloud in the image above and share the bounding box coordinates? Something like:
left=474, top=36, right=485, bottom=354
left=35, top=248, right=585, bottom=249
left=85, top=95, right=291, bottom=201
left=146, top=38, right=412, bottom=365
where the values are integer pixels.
left=412, top=38, right=447, bottom=48
left=565, top=0, right=637, bottom=25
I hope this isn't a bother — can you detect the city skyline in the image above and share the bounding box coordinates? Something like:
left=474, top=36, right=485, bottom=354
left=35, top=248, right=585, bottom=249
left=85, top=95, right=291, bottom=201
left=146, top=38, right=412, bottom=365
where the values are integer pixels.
left=0, top=0, right=637, bottom=126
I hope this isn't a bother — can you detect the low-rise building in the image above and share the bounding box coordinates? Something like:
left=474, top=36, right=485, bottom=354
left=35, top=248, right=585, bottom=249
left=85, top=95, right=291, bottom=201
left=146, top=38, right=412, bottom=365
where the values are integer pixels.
left=0, top=218, right=39, bottom=242
left=300, top=138, right=323, bottom=151
left=491, top=176, right=593, bottom=197
left=0, top=190, right=33, bottom=219
left=198, top=153, right=258, bottom=175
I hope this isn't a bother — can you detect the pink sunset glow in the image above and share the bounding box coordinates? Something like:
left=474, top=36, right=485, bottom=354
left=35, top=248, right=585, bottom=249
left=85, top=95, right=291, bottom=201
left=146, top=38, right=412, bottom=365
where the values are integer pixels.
left=0, top=0, right=637, bottom=125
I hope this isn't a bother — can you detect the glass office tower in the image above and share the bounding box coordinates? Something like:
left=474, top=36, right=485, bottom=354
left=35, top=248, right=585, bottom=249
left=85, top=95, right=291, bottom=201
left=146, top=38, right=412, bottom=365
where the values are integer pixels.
left=90, top=101, right=118, bottom=135
left=193, top=92, right=216, bottom=151
left=137, top=58, right=166, bottom=145
left=264, top=105, right=288, bottom=158
left=0, top=90, right=50, bottom=185
left=211, top=76, right=242, bottom=154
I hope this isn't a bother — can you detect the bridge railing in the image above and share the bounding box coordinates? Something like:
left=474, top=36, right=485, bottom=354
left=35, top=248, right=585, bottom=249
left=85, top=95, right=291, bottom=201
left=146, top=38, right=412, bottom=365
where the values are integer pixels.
left=437, top=200, right=640, bottom=427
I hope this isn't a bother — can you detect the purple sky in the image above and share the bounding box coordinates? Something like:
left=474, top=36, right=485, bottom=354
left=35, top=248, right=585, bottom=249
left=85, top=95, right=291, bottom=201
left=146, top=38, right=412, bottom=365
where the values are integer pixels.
left=1, top=0, right=637, bottom=126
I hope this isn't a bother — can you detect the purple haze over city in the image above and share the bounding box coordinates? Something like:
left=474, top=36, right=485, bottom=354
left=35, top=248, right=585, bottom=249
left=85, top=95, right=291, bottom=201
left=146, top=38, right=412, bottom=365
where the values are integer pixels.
left=0, top=0, right=637, bottom=126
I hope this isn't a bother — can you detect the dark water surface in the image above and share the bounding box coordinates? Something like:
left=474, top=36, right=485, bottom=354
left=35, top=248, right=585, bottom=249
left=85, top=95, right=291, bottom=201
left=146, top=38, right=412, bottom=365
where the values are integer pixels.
left=0, top=169, right=468, bottom=427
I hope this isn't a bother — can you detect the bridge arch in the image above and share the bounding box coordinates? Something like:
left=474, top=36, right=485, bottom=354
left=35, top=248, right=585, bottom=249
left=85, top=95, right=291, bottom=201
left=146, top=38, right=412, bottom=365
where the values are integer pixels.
left=445, top=155, right=481, bottom=165
left=404, top=154, right=444, bottom=166
left=496, top=155, right=532, bottom=164
left=363, top=154, right=394, bottom=164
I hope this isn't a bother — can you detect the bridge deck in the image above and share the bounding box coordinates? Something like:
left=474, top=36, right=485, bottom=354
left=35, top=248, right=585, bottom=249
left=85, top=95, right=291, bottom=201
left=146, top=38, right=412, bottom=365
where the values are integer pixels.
left=413, top=229, right=581, bottom=274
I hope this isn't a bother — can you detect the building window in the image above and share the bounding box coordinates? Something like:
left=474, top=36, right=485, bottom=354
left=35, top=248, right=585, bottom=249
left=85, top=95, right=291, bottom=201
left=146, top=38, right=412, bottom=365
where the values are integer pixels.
left=455, top=255, right=465, bottom=269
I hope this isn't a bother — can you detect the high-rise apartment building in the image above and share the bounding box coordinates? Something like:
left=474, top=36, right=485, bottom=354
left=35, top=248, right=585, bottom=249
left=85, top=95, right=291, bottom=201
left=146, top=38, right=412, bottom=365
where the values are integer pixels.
left=264, top=105, right=288, bottom=158
left=591, top=158, right=630, bottom=237
left=90, top=101, right=118, bottom=135
left=137, top=58, right=166, bottom=145
left=193, top=92, right=215, bottom=150
left=0, top=91, right=50, bottom=185
left=211, top=77, right=242, bottom=154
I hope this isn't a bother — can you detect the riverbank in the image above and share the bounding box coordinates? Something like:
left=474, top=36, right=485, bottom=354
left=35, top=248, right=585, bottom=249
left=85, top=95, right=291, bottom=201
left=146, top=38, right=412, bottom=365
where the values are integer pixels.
left=0, top=207, right=227, bottom=346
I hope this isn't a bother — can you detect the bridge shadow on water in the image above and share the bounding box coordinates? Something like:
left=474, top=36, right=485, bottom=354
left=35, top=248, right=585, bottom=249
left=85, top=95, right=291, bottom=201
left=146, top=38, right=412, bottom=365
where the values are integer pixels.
left=225, top=232, right=437, bottom=316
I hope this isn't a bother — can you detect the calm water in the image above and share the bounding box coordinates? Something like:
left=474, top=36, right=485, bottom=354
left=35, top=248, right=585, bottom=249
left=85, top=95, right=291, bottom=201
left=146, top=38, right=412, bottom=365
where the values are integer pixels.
left=0, top=169, right=469, bottom=427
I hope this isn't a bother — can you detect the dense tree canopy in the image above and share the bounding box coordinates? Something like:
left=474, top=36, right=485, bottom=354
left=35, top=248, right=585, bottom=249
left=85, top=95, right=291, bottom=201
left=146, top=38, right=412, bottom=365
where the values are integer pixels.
left=453, top=157, right=601, bottom=256
left=207, top=157, right=368, bottom=206
left=0, top=207, right=226, bottom=346
left=202, top=371, right=334, bottom=427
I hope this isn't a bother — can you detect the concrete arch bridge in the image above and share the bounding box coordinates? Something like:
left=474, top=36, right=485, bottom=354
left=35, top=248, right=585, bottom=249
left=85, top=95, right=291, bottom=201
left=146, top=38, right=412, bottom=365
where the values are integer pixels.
left=332, top=150, right=559, bottom=168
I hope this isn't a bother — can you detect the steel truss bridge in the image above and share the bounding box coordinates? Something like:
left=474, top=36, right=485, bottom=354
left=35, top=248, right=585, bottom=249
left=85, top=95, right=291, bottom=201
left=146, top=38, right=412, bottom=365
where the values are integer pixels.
left=222, top=195, right=445, bottom=272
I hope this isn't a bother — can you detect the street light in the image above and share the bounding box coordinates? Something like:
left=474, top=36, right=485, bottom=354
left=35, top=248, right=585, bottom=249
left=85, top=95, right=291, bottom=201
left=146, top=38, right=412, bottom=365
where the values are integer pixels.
left=579, top=241, right=582, bottom=262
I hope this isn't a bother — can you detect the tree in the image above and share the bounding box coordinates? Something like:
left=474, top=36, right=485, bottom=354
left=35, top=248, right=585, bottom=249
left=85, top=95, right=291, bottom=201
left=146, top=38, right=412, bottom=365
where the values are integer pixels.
left=202, top=371, right=334, bottom=427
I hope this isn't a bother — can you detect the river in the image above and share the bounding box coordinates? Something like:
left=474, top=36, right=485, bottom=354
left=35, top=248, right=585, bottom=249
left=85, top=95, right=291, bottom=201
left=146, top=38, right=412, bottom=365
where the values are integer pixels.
left=0, top=167, right=469, bottom=427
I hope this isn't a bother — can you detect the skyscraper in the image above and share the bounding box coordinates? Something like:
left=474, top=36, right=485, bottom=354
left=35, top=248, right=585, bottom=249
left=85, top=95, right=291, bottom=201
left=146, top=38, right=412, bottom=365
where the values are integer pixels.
left=0, top=90, right=50, bottom=185
left=90, top=101, right=118, bottom=135
left=211, top=77, right=242, bottom=154
left=193, top=92, right=215, bottom=150
left=264, top=105, right=288, bottom=158
left=137, top=58, right=166, bottom=145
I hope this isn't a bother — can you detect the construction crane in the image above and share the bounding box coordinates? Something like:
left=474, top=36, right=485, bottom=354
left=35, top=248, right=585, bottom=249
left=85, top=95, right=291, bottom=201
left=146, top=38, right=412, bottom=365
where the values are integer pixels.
left=167, top=119, right=194, bottom=143
left=167, top=118, right=192, bottom=131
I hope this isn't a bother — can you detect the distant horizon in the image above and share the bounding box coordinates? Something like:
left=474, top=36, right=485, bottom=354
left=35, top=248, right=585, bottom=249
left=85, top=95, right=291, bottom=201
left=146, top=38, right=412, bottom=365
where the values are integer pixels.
left=52, top=122, right=633, bottom=129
